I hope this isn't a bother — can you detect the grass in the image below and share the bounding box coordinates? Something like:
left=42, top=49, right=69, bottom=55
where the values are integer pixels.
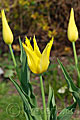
left=0, top=82, right=79, bottom=120
left=0, top=82, right=25, bottom=120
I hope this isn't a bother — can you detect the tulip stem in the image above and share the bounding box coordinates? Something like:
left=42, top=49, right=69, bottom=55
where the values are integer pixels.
left=40, top=75, right=47, bottom=120
left=72, top=42, right=80, bottom=87
left=9, top=44, right=17, bottom=67
left=9, top=44, right=20, bottom=80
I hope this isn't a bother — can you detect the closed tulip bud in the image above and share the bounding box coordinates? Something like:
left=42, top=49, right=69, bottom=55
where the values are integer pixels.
left=1, top=9, right=13, bottom=44
left=68, top=8, right=78, bottom=42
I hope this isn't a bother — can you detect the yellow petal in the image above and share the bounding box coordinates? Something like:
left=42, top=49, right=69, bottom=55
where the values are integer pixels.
left=1, top=9, right=13, bottom=44
left=25, top=36, right=33, bottom=51
left=39, top=38, right=53, bottom=73
left=68, top=8, right=78, bottom=42
left=22, top=43, right=39, bottom=74
left=33, top=35, right=41, bottom=57
left=40, top=46, right=49, bottom=73
left=23, top=37, right=53, bottom=74
left=46, top=37, right=53, bottom=58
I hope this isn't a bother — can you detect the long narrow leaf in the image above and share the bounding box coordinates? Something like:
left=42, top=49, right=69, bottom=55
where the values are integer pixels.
left=9, top=77, right=31, bottom=110
left=19, top=37, right=29, bottom=94
left=47, top=86, right=57, bottom=120
left=19, top=37, right=37, bottom=107
left=9, top=77, right=42, bottom=120
left=57, top=102, right=77, bottom=120
left=57, top=59, right=80, bottom=107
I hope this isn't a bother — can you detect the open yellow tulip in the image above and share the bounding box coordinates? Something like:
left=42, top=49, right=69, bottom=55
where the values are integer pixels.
left=22, top=36, right=53, bottom=74
left=68, top=8, right=78, bottom=42
left=1, top=9, right=13, bottom=44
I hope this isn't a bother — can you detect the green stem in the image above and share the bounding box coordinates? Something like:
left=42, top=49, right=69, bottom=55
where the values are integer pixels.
left=40, top=75, right=47, bottom=120
left=9, top=44, right=17, bottom=67
left=9, top=44, right=20, bottom=80
left=72, top=42, right=80, bottom=87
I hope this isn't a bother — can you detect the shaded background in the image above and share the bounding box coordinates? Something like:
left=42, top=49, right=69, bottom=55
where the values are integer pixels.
left=0, top=0, right=80, bottom=56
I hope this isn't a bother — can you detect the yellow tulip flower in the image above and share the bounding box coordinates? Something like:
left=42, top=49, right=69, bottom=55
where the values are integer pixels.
left=1, top=9, right=13, bottom=44
left=22, top=36, right=53, bottom=74
left=68, top=8, right=78, bottom=42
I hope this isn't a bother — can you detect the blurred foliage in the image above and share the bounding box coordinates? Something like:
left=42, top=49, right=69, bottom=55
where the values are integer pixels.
left=0, top=82, right=25, bottom=120
left=0, top=0, right=80, bottom=35
left=0, top=51, right=21, bottom=79
left=0, top=0, right=80, bottom=55
left=0, top=0, right=57, bottom=38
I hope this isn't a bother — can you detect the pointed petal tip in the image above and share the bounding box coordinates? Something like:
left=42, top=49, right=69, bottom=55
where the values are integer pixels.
left=25, top=36, right=28, bottom=40
left=33, top=34, right=41, bottom=57
left=25, top=36, right=29, bottom=42
left=70, top=8, right=74, bottom=17
left=71, top=8, right=73, bottom=11
left=1, top=9, right=5, bottom=18
left=33, top=35, right=36, bottom=41
left=51, top=37, right=54, bottom=42
left=1, top=9, right=4, bottom=14
left=50, top=37, right=54, bottom=45
left=33, top=34, right=36, bottom=38
left=25, top=36, right=33, bottom=50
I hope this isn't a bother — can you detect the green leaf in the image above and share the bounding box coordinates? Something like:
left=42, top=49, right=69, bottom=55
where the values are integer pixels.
left=9, top=77, right=31, bottom=113
left=4, top=69, right=14, bottom=78
left=28, top=83, right=37, bottom=107
left=19, top=37, right=37, bottom=107
left=10, top=77, right=42, bottom=120
left=19, top=37, right=29, bottom=94
left=30, top=108, right=42, bottom=120
left=47, top=86, right=57, bottom=120
left=57, top=102, right=77, bottom=120
left=57, top=59, right=80, bottom=107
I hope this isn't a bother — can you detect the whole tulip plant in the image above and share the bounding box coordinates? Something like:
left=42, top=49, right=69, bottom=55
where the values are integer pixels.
left=1, top=8, right=80, bottom=120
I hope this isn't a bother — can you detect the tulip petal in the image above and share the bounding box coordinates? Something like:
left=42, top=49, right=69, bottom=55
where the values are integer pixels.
left=47, top=37, right=53, bottom=59
left=1, top=9, right=13, bottom=44
left=22, top=43, right=39, bottom=74
left=40, top=46, right=49, bottom=73
left=68, top=8, right=78, bottom=42
left=22, top=37, right=53, bottom=74
left=33, top=35, right=41, bottom=58
left=40, top=38, right=53, bottom=73
left=25, top=36, right=33, bottom=51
